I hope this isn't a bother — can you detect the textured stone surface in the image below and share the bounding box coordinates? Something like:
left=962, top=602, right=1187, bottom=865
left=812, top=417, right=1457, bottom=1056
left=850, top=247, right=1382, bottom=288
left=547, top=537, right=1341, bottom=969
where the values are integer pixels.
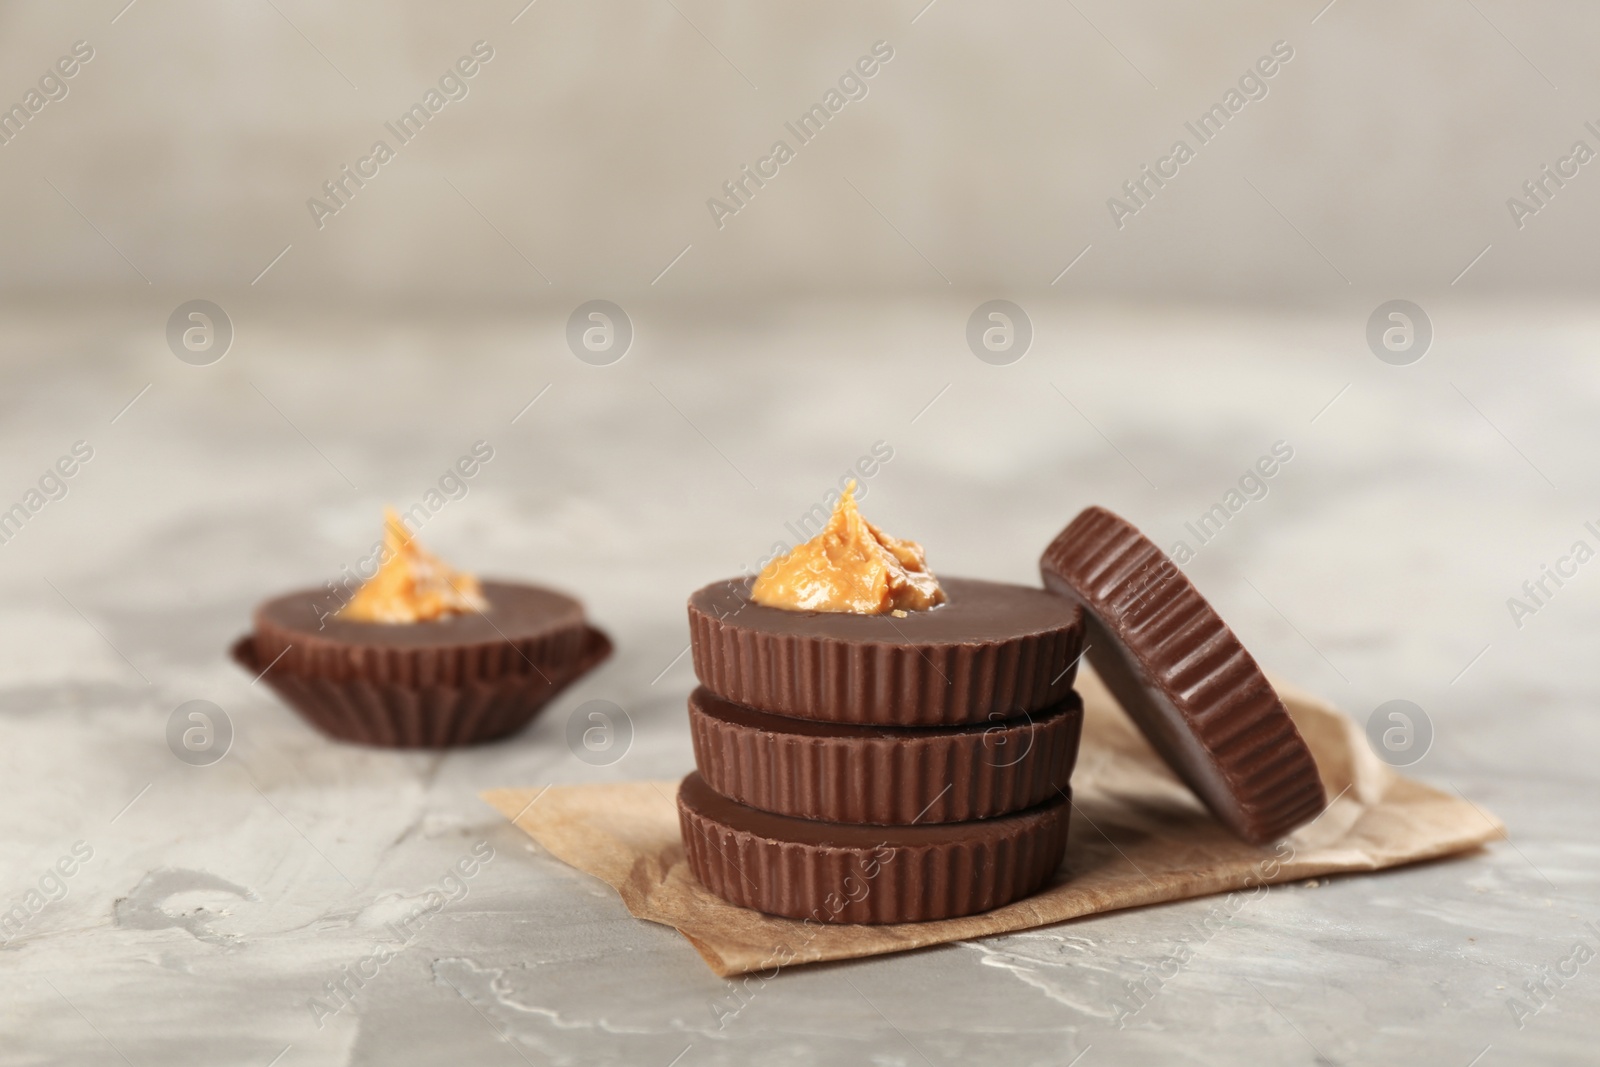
left=0, top=302, right=1595, bottom=1065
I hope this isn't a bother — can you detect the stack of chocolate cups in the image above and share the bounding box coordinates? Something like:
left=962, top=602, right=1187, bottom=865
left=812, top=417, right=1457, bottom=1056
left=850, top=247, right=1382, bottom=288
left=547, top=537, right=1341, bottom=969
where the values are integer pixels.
left=677, top=576, right=1088, bottom=924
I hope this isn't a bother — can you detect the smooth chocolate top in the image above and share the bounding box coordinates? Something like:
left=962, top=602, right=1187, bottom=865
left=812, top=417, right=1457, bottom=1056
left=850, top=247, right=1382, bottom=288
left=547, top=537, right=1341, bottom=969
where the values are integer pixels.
left=691, top=575, right=1078, bottom=646
left=256, top=580, right=584, bottom=649
left=677, top=771, right=1069, bottom=847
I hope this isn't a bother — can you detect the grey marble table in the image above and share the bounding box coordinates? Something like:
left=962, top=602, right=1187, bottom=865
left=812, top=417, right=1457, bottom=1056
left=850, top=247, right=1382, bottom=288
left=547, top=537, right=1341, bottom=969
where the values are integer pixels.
left=1, top=299, right=1595, bottom=1065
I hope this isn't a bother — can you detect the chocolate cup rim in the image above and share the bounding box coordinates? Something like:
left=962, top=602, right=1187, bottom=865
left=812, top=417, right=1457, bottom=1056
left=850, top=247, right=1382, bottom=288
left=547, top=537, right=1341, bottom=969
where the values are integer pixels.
left=678, top=774, right=1072, bottom=923
left=689, top=685, right=1085, bottom=740
left=678, top=770, right=1070, bottom=848
left=688, top=575, right=1086, bottom=725
left=688, top=687, right=1083, bottom=825
left=231, top=625, right=613, bottom=681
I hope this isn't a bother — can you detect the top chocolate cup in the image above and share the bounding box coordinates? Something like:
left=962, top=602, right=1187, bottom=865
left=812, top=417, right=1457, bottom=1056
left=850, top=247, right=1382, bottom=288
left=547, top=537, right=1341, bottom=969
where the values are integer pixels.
left=238, top=579, right=609, bottom=748
left=1040, top=506, right=1325, bottom=845
left=687, top=575, right=1084, bottom=726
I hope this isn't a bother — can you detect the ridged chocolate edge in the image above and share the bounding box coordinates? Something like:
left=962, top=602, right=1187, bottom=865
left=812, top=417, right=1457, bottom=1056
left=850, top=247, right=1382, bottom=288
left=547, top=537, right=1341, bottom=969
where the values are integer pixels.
left=687, top=596, right=1084, bottom=727
left=678, top=780, right=1071, bottom=924
left=231, top=628, right=611, bottom=747
left=1040, top=506, right=1325, bottom=843
left=689, top=690, right=1083, bottom=825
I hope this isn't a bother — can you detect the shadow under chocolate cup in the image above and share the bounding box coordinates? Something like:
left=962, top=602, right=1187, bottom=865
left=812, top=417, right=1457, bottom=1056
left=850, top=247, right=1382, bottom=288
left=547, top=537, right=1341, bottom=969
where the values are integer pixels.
left=677, top=771, right=1072, bottom=924
left=231, top=580, right=611, bottom=748
left=687, top=576, right=1085, bottom=726
left=688, top=686, right=1083, bottom=825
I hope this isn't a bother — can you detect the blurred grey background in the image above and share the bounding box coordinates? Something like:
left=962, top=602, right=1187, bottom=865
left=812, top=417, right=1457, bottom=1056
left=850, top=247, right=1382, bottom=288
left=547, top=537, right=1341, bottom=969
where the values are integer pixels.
left=0, top=0, right=1593, bottom=304
left=3, top=3, right=1599, bottom=1065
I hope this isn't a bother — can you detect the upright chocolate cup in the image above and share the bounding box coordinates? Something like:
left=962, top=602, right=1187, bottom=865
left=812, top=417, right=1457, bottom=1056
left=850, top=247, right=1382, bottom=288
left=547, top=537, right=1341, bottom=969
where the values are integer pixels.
left=1040, top=506, right=1325, bottom=845
left=688, top=576, right=1085, bottom=726
left=688, top=686, right=1082, bottom=825
left=233, top=580, right=610, bottom=747
left=677, top=772, right=1071, bottom=924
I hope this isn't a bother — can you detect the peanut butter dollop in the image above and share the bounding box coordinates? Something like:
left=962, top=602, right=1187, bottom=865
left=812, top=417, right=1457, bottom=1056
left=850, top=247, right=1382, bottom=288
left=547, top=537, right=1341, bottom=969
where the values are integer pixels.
left=339, top=508, right=488, bottom=623
left=751, top=481, right=947, bottom=614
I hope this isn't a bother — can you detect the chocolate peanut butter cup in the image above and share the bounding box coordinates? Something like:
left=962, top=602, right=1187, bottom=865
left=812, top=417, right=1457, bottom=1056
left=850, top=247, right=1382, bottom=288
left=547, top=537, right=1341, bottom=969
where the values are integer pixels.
left=231, top=623, right=610, bottom=747
left=688, top=576, right=1084, bottom=726
left=677, top=771, right=1071, bottom=923
left=689, top=686, right=1082, bottom=824
left=233, top=511, right=609, bottom=747
left=1039, top=506, right=1324, bottom=845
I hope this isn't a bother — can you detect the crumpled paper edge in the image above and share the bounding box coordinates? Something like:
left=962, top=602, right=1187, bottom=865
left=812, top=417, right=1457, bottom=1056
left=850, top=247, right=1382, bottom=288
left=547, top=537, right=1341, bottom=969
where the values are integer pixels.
left=483, top=672, right=1503, bottom=977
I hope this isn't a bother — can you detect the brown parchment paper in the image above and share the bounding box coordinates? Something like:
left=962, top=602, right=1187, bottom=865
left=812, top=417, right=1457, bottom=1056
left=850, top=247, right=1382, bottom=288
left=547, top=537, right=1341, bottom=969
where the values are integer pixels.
left=482, top=668, right=1503, bottom=977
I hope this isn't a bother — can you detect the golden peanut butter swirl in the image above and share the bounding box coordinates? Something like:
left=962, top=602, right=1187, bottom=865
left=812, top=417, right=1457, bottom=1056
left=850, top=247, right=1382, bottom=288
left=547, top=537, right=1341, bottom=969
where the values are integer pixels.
left=339, top=508, right=488, bottom=623
left=751, top=481, right=946, bottom=614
